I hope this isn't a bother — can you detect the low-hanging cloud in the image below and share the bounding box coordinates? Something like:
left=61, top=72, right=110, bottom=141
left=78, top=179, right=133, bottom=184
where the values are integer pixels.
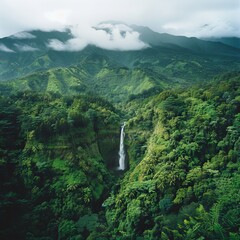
left=14, top=44, right=39, bottom=51
left=0, top=44, right=14, bottom=52
left=10, top=32, right=36, bottom=39
left=48, top=23, right=149, bottom=51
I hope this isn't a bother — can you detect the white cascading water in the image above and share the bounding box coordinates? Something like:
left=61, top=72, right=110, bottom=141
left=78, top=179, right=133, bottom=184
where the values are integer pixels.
left=118, top=123, right=126, bottom=170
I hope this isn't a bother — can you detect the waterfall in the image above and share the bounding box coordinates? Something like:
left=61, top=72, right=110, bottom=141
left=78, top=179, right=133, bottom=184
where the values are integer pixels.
left=118, top=123, right=126, bottom=170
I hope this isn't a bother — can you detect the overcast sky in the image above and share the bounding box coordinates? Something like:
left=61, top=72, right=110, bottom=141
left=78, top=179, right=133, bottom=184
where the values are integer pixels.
left=0, top=0, right=239, bottom=38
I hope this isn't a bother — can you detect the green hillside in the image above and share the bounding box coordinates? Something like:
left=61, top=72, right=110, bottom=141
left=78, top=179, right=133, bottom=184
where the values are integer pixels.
left=103, top=72, right=240, bottom=239
left=203, top=37, right=240, bottom=49
left=0, top=92, right=120, bottom=239
left=1, top=45, right=240, bottom=104
left=9, top=67, right=87, bottom=94
left=1, top=54, right=180, bottom=103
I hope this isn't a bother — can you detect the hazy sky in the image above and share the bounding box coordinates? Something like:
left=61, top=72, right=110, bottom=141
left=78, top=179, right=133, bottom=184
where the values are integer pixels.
left=0, top=0, right=239, bottom=38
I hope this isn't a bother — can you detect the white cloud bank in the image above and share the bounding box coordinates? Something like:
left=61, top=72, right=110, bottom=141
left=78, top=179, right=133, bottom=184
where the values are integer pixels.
left=0, top=0, right=239, bottom=38
left=48, top=23, right=149, bottom=51
left=10, top=32, right=36, bottom=39
left=14, top=44, right=39, bottom=51
left=0, top=44, right=14, bottom=52
left=0, top=43, right=38, bottom=53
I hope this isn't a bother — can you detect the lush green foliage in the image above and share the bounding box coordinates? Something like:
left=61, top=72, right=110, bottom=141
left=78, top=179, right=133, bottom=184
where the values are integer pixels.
left=104, top=72, right=240, bottom=239
left=0, top=92, right=120, bottom=239
left=1, top=72, right=239, bottom=239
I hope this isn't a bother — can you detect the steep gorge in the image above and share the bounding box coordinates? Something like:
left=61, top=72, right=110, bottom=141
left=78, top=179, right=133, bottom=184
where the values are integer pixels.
left=1, top=66, right=240, bottom=240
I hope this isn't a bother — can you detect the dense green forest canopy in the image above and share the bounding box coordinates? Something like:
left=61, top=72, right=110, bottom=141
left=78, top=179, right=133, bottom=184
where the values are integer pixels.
left=0, top=91, right=121, bottom=239
left=0, top=71, right=239, bottom=239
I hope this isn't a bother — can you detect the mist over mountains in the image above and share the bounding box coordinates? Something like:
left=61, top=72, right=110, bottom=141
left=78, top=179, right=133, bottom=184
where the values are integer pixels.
left=1, top=22, right=240, bottom=53
left=0, top=23, right=239, bottom=88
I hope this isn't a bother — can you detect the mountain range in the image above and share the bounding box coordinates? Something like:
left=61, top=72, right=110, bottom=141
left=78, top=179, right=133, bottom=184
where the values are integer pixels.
left=0, top=23, right=239, bottom=102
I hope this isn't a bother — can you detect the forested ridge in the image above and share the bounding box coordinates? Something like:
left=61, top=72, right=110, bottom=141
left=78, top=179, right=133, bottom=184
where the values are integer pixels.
left=0, top=71, right=239, bottom=239
left=105, top=72, right=240, bottom=239
left=0, top=92, right=120, bottom=239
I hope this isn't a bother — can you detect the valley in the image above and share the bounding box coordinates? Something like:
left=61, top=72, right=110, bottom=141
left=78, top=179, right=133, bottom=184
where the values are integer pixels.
left=0, top=24, right=240, bottom=240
